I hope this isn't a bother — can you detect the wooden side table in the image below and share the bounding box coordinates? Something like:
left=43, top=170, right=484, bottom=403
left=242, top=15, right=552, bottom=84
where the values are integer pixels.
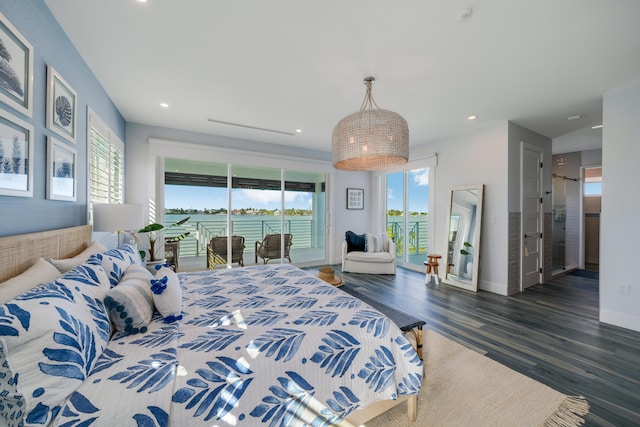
left=424, top=254, right=442, bottom=284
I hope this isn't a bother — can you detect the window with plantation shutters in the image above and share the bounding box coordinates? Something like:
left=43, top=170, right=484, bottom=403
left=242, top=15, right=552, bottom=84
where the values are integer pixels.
left=88, top=109, right=124, bottom=206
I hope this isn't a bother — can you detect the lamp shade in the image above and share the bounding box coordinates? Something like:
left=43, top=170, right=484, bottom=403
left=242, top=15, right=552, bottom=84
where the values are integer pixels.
left=332, top=77, right=409, bottom=171
left=93, top=203, right=144, bottom=232
left=332, top=109, right=409, bottom=171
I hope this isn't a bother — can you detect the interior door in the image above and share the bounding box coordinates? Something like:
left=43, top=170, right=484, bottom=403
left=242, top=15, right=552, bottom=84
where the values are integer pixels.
left=521, top=143, right=543, bottom=289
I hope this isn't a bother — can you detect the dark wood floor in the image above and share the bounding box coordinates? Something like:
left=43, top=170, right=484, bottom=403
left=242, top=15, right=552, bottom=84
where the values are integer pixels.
left=304, top=265, right=640, bottom=427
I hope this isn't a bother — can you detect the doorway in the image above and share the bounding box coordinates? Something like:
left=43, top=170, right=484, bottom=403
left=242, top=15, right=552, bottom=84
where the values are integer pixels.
left=521, top=143, right=543, bottom=290
left=583, top=166, right=601, bottom=272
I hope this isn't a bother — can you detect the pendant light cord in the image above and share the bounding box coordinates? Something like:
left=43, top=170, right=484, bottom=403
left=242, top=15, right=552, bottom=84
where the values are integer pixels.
left=359, top=77, right=380, bottom=111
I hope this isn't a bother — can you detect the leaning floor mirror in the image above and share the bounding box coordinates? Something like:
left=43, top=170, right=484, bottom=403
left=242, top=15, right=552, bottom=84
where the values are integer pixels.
left=442, top=184, right=484, bottom=292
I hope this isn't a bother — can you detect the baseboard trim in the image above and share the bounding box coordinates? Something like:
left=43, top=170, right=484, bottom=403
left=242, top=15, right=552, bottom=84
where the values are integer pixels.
left=600, top=309, right=640, bottom=332
left=479, top=280, right=508, bottom=296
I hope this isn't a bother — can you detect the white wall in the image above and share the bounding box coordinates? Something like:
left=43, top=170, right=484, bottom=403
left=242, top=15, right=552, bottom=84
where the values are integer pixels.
left=414, top=124, right=510, bottom=293
left=600, top=81, right=640, bottom=332
left=332, top=171, right=372, bottom=263
left=553, top=127, right=602, bottom=155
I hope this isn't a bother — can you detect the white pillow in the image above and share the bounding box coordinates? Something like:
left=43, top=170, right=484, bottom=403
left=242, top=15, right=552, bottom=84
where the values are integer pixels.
left=365, top=232, right=384, bottom=252
left=49, top=241, right=108, bottom=273
left=104, top=264, right=154, bottom=335
left=0, top=258, right=61, bottom=304
left=0, top=262, right=110, bottom=426
left=151, top=264, right=183, bottom=323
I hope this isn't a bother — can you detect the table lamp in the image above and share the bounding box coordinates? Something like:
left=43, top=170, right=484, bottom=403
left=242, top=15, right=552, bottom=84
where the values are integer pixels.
left=93, top=203, right=144, bottom=246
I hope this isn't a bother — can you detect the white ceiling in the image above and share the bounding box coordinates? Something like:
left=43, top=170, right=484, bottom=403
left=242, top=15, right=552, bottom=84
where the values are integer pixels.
left=45, top=0, right=640, bottom=155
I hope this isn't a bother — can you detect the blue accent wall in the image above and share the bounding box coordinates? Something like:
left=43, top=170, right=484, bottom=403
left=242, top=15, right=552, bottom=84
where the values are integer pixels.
left=0, top=0, right=124, bottom=236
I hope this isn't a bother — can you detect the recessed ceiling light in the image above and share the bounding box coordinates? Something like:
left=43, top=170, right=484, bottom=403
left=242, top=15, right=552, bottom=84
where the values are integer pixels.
left=160, top=103, right=169, bottom=108
left=295, top=129, right=302, bottom=133
left=566, top=114, right=585, bottom=121
left=458, top=8, right=473, bottom=21
left=467, top=115, right=477, bottom=120
left=592, top=124, right=603, bottom=129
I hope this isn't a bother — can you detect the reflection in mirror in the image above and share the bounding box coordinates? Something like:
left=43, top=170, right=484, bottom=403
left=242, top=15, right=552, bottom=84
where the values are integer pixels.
left=442, top=184, right=484, bottom=292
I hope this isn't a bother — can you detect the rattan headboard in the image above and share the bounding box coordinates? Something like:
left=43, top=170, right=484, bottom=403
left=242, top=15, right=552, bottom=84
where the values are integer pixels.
left=0, top=225, right=92, bottom=283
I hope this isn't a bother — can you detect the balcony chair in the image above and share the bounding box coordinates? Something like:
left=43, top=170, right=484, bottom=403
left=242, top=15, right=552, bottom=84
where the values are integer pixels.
left=207, top=235, right=245, bottom=268
left=164, top=238, right=180, bottom=272
left=255, top=233, right=293, bottom=264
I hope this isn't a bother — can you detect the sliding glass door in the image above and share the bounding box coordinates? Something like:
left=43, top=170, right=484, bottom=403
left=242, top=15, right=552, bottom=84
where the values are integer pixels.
left=386, top=168, right=430, bottom=271
left=230, top=165, right=283, bottom=266
left=163, top=158, right=326, bottom=268
left=284, top=170, right=326, bottom=265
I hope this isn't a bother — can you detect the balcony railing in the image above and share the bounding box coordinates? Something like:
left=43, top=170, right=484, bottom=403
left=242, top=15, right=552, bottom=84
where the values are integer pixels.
left=165, top=217, right=428, bottom=259
left=164, top=219, right=312, bottom=257
left=387, top=218, right=429, bottom=257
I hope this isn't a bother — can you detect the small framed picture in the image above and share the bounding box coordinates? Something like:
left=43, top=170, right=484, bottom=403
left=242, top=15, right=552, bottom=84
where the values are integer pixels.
left=346, top=188, right=364, bottom=210
left=0, top=11, right=34, bottom=117
left=47, top=137, right=77, bottom=201
left=0, top=111, right=34, bottom=197
left=46, top=66, right=77, bottom=143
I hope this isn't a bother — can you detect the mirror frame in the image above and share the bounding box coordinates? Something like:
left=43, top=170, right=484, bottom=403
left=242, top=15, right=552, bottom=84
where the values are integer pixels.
left=442, top=184, right=484, bottom=292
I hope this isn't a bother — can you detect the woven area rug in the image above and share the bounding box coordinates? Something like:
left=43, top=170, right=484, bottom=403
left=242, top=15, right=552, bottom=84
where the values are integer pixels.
left=364, top=329, right=589, bottom=427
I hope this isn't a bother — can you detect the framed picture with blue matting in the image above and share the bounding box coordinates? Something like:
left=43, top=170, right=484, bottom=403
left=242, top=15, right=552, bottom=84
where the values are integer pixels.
left=0, top=12, right=34, bottom=117
left=46, top=66, right=77, bottom=143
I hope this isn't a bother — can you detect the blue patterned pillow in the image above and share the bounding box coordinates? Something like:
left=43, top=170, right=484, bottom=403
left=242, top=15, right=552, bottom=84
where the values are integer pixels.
left=90, top=244, right=143, bottom=287
left=151, top=264, right=183, bottom=323
left=0, top=262, right=110, bottom=426
left=104, top=264, right=154, bottom=335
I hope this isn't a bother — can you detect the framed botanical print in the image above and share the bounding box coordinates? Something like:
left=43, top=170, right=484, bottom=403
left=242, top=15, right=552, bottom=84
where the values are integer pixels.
left=46, top=66, right=77, bottom=143
left=47, top=137, right=77, bottom=201
left=346, top=188, right=364, bottom=210
left=0, top=111, right=34, bottom=197
left=0, top=11, right=34, bottom=117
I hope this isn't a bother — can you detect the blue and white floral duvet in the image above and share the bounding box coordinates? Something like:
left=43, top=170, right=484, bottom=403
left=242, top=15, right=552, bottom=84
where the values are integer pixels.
left=54, top=264, right=423, bottom=426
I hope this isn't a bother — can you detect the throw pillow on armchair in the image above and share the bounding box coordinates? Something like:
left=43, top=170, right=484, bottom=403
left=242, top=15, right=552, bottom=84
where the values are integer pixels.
left=345, top=231, right=366, bottom=252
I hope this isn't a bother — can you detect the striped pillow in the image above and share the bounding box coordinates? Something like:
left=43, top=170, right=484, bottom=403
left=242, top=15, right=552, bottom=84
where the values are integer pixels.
left=365, top=233, right=384, bottom=252
left=104, top=264, right=154, bottom=335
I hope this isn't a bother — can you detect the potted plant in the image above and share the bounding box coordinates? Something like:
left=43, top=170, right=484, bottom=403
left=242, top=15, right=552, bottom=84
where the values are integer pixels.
left=460, top=241, right=473, bottom=256
left=460, top=242, right=474, bottom=278
left=138, top=217, right=190, bottom=265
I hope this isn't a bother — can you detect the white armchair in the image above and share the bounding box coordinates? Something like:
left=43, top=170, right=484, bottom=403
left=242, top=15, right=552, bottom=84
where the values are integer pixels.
left=341, top=232, right=396, bottom=274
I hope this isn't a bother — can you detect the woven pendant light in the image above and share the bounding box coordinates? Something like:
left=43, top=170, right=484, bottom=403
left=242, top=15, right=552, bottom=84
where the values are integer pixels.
left=332, top=77, right=409, bottom=171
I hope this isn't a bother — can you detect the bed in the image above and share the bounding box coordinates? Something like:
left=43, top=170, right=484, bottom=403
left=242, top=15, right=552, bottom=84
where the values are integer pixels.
left=0, top=226, right=423, bottom=426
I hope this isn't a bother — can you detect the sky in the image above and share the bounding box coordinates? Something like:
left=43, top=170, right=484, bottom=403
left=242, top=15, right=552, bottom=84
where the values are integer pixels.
left=386, top=168, right=429, bottom=213
left=165, top=167, right=429, bottom=213
left=165, top=185, right=313, bottom=211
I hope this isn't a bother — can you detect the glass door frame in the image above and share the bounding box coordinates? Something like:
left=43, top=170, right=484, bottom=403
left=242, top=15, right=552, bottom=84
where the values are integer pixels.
left=154, top=155, right=330, bottom=267
left=376, top=156, right=436, bottom=274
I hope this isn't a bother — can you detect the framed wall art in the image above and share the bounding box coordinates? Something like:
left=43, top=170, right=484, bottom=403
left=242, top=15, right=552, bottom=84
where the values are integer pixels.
left=346, top=188, right=364, bottom=210
left=47, top=137, right=77, bottom=201
left=0, top=11, right=34, bottom=117
left=0, top=111, right=34, bottom=197
left=46, top=66, right=77, bottom=143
